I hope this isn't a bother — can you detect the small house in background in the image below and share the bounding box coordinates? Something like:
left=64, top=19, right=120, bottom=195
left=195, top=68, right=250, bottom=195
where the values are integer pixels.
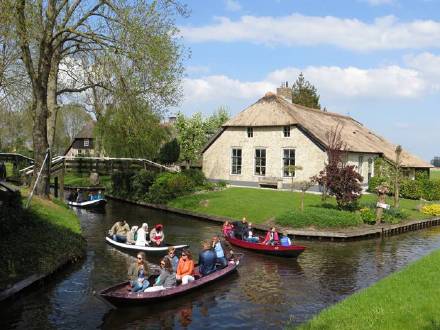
left=64, top=121, right=96, bottom=157
left=202, top=84, right=432, bottom=189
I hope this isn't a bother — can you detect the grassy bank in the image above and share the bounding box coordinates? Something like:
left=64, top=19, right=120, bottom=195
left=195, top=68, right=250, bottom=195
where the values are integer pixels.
left=431, top=168, right=440, bottom=180
left=50, top=171, right=111, bottom=187
left=296, top=248, right=440, bottom=329
left=0, top=189, right=86, bottom=290
left=168, top=187, right=430, bottom=228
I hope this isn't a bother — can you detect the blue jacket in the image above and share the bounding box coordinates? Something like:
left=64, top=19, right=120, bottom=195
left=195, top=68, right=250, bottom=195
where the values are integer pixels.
left=198, top=249, right=217, bottom=276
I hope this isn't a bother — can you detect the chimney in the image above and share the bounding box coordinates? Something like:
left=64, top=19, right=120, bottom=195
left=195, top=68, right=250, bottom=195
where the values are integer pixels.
left=276, top=81, right=292, bottom=102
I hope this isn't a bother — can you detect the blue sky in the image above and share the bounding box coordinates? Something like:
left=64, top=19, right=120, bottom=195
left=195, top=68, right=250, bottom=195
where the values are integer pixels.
left=173, top=0, right=440, bottom=162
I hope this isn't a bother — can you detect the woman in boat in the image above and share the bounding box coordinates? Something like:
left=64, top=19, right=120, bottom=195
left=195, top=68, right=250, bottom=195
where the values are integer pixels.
left=263, top=227, right=279, bottom=246
left=127, top=226, right=138, bottom=245
left=232, top=217, right=248, bottom=240
left=212, top=235, right=234, bottom=268
left=244, top=223, right=260, bottom=243
left=144, top=257, right=176, bottom=292
left=280, top=231, right=292, bottom=246
left=198, top=240, right=217, bottom=276
left=108, top=220, right=130, bottom=243
left=135, top=223, right=149, bottom=246
left=128, top=252, right=150, bottom=292
left=222, top=221, right=234, bottom=237
left=176, top=248, right=195, bottom=285
left=165, top=247, right=179, bottom=272
left=149, top=224, right=165, bottom=246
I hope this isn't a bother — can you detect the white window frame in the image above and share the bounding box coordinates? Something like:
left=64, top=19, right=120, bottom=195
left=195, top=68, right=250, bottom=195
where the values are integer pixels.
left=247, top=127, right=253, bottom=138
left=282, top=148, right=296, bottom=177
left=231, top=147, right=242, bottom=175
left=283, top=126, right=290, bottom=138
left=254, top=148, right=266, bottom=176
left=84, top=139, right=89, bottom=147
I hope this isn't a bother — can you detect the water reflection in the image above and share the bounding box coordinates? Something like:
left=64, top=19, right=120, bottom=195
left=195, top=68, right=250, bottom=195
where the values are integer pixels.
left=2, top=199, right=440, bottom=329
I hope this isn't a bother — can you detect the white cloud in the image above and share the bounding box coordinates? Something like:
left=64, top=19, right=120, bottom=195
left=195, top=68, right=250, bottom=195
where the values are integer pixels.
left=186, top=65, right=211, bottom=75
left=181, top=63, right=430, bottom=109
left=225, top=0, right=241, bottom=12
left=180, top=14, right=440, bottom=51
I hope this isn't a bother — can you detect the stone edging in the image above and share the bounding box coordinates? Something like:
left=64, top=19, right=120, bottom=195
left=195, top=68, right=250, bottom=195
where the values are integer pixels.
left=106, top=194, right=440, bottom=241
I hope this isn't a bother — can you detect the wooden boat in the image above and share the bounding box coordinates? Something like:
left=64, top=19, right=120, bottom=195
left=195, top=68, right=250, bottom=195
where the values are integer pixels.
left=225, top=235, right=305, bottom=258
left=99, top=259, right=240, bottom=306
left=105, top=236, right=188, bottom=253
left=68, top=198, right=107, bottom=209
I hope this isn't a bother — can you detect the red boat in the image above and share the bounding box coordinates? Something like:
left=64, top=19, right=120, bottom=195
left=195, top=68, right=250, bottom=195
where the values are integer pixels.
left=99, top=260, right=240, bottom=306
left=225, top=235, right=305, bottom=258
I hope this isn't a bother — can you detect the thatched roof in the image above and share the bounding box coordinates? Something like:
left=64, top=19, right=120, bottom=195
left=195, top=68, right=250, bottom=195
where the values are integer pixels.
left=219, top=92, right=431, bottom=168
left=75, top=121, right=95, bottom=139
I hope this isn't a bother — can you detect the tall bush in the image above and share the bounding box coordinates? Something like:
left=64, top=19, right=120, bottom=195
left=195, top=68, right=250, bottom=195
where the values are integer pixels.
left=131, top=169, right=157, bottom=201
left=148, top=172, right=195, bottom=203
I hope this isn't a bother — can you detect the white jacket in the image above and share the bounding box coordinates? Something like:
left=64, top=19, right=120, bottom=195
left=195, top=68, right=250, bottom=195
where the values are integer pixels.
left=136, top=228, right=149, bottom=246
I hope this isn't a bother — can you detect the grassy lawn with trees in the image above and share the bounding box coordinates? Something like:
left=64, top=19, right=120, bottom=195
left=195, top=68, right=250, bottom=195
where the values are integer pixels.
left=168, top=187, right=432, bottom=229
left=431, top=168, right=440, bottom=180
left=296, top=248, right=440, bottom=329
left=0, top=189, right=86, bottom=290
left=50, top=171, right=111, bottom=188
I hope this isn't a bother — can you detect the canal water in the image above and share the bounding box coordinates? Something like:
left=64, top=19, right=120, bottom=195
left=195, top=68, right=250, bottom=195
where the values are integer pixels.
left=2, top=199, right=440, bottom=329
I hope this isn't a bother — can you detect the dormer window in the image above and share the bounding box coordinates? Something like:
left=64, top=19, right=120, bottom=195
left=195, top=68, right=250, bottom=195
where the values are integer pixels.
left=247, top=127, right=253, bottom=138
left=84, top=139, right=89, bottom=147
left=283, top=126, right=290, bottom=137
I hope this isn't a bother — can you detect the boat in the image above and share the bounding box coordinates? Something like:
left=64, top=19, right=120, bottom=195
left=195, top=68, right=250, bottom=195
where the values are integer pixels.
left=225, top=235, right=305, bottom=258
left=105, top=236, right=188, bottom=253
left=99, top=259, right=240, bottom=306
left=67, top=198, right=107, bottom=209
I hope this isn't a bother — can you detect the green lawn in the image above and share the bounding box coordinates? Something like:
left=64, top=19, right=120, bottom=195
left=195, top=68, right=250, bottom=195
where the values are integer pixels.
left=0, top=189, right=85, bottom=289
left=431, top=168, right=440, bottom=180
left=168, top=187, right=430, bottom=229
left=296, top=248, right=440, bottom=330
left=51, top=171, right=111, bottom=187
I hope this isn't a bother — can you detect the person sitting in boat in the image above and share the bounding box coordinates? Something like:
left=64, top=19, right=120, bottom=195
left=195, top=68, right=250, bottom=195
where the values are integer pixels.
left=76, top=189, right=85, bottom=203
left=176, top=248, right=195, bottom=285
left=108, top=220, right=130, bottom=243
left=232, top=217, right=248, bottom=240
left=128, top=252, right=150, bottom=292
left=165, top=247, right=179, bottom=272
left=127, top=226, right=138, bottom=245
left=222, top=221, right=234, bottom=237
left=263, top=227, right=280, bottom=246
left=244, top=223, right=260, bottom=243
left=144, top=257, right=176, bottom=292
left=280, top=231, right=292, bottom=247
left=198, top=240, right=217, bottom=276
left=149, top=224, right=165, bottom=246
left=212, top=235, right=233, bottom=268
left=135, top=223, right=149, bottom=246
left=67, top=190, right=77, bottom=202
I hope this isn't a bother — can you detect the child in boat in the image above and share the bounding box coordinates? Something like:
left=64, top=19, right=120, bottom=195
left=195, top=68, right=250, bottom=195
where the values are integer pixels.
left=149, top=224, right=165, bottom=246
left=222, top=221, right=234, bottom=237
left=280, top=231, right=292, bottom=246
left=263, top=227, right=279, bottom=246
left=127, top=226, right=138, bottom=245
left=165, top=247, right=179, bottom=272
left=128, top=252, right=150, bottom=292
left=136, top=223, right=149, bottom=246
left=144, top=257, right=176, bottom=292
left=176, top=248, right=195, bottom=285
left=244, top=223, right=259, bottom=243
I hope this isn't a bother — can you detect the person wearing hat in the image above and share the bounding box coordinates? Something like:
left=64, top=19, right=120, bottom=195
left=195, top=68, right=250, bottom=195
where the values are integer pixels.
left=149, top=224, right=165, bottom=246
left=136, top=223, right=149, bottom=246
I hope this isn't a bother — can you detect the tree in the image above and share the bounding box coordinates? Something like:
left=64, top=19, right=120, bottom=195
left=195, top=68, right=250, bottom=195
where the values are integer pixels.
left=394, top=145, right=402, bottom=208
left=291, top=73, right=321, bottom=109
left=432, top=157, right=440, bottom=167
left=158, top=138, right=180, bottom=165
left=313, top=125, right=363, bottom=210
left=284, top=165, right=303, bottom=192
left=292, top=180, right=314, bottom=211
left=3, top=0, right=186, bottom=196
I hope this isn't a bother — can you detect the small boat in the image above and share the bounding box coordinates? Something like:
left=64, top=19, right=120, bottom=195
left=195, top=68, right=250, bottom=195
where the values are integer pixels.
left=225, top=235, right=305, bottom=258
left=105, top=236, right=188, bottom=253
left=68, top=198, right=107, bottom=209
left=99, top=259, right=240, bottom=306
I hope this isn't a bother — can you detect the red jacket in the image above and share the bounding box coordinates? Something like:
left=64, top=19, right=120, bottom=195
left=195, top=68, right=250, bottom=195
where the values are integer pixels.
left=263, top=231, right=279, bottom=244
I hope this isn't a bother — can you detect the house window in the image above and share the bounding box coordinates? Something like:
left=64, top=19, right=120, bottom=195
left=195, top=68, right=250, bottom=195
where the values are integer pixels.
left=247, top=127, right=253, bottom=138
left=231, top=148, right=242, bottom=175
left=84, top=139, right=89, bottom=147
left=255, top=149, right=266, bottom=176
left=283, top=126, right=290, bottom=137
left=358, top=155, right=364, bottom=175
left=283, top=149, right=296, bottom=176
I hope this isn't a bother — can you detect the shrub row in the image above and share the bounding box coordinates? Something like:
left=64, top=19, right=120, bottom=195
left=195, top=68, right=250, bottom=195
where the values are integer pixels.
left=368, top=177, right=440, bottom=201
left=421, top=204, right=440, bottom=216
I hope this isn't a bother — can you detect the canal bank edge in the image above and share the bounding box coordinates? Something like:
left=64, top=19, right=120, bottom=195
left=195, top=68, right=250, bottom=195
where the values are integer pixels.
left=296, top=248, right=440, bottom=329
left=0, top=189, right=86, bottom=303
left=105, top=194, right=440, bottom=241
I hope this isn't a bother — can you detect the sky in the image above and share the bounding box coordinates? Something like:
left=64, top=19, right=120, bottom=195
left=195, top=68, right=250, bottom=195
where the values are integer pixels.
left=171, top=0, right=440, bottom=162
